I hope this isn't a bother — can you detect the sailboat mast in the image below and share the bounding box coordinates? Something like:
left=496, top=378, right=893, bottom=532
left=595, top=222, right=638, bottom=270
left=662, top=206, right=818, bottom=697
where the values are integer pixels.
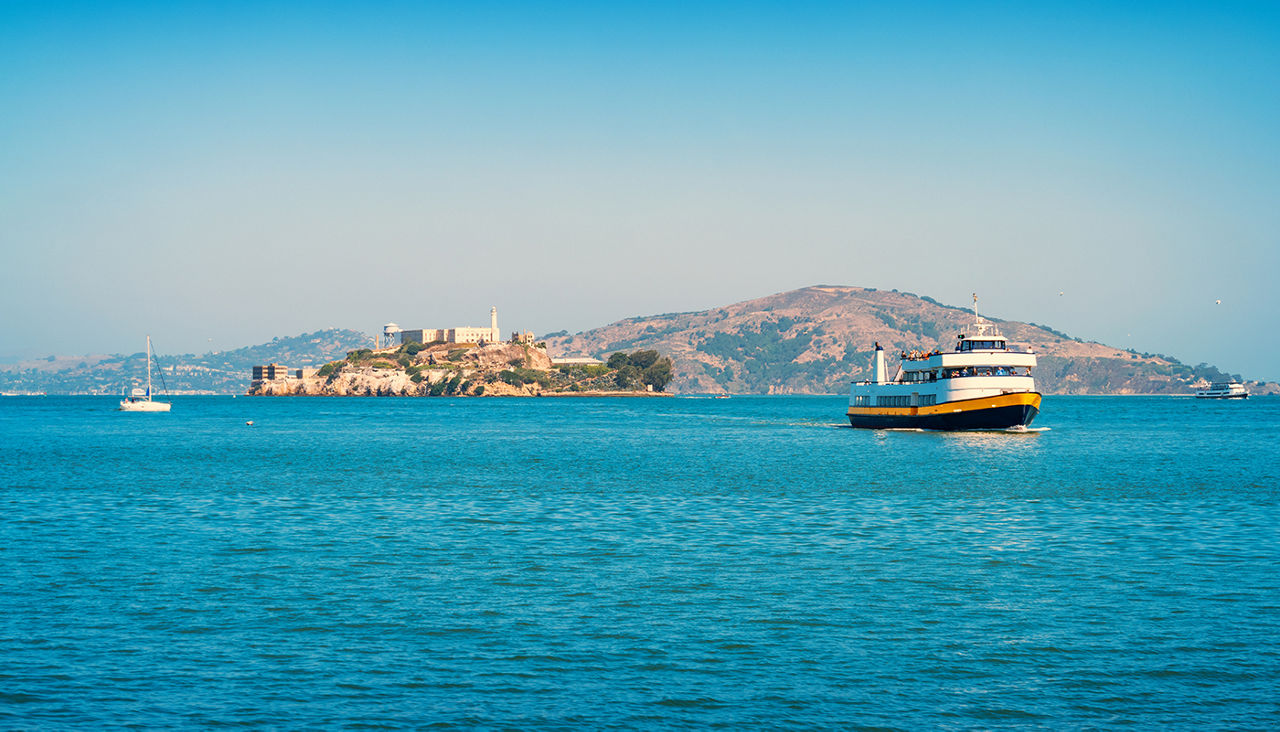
left=146, top=335, right=153, bottom=399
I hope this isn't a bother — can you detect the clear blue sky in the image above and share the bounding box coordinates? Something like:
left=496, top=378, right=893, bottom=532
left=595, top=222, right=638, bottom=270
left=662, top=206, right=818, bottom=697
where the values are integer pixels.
left=3, top=1, right=1278, bottom=379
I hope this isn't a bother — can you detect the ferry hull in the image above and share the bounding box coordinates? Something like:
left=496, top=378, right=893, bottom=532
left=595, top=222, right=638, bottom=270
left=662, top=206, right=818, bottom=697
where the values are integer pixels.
left=847, top=392, right=1040, bottom=431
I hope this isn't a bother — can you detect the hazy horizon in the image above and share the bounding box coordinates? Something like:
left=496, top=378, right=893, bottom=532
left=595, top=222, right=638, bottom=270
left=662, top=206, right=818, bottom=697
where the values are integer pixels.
left=3, top=2, right=1277, bottom=380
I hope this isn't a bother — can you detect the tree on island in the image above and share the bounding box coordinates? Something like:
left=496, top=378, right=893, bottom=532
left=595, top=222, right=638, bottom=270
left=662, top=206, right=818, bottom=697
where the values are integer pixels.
left=607, top=350, right=674, bottom=392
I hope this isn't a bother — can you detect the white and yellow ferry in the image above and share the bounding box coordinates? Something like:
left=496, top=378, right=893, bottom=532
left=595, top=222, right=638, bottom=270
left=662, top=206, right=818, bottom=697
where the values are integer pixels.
left=847, top=296, right=1040, bottom=430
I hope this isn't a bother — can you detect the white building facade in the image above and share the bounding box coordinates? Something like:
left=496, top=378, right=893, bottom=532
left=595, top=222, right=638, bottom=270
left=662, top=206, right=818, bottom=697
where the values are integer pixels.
left=400, top=307, right=501, bottom=346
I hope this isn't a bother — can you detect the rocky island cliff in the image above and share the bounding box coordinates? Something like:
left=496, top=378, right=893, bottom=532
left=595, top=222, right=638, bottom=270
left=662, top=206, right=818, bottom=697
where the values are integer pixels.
left=248, top=341, right=674, bottom=397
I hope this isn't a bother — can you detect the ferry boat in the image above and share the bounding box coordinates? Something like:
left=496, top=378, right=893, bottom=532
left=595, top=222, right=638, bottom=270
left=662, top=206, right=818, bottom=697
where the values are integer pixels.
left=1195, top=382, right=1248, bottom=399
left=847, top=296, right=1040, bottom=430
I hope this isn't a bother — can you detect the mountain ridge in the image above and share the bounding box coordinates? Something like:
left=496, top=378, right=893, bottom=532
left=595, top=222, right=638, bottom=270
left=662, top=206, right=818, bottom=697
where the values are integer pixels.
left=544, top=285, right=1275, bottom=395
left=2, top=288, right=1273, bottom=395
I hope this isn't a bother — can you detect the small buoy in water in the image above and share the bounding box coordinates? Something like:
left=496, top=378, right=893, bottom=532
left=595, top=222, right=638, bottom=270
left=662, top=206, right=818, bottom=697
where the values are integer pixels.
left=246, top=420, right=254, bottom=426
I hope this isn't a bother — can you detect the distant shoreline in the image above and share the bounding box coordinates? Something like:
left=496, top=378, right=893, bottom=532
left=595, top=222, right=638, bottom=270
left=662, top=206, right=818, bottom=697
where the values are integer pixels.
left=538, top=390, right=672, bottom=398
left=15, top=391, right=1278, bottom=398
left=243, top=390, right=672, bottom=398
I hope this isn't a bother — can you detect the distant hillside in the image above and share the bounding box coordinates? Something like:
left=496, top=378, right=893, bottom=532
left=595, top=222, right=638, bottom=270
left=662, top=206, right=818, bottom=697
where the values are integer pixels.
left=544, top=286, right=1275, bottom=395
left=0, top=330, right=370, bottom=395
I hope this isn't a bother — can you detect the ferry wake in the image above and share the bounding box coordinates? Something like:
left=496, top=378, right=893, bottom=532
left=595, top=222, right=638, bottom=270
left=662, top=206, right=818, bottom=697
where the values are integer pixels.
left=847, top=295, right=1040, bottom=430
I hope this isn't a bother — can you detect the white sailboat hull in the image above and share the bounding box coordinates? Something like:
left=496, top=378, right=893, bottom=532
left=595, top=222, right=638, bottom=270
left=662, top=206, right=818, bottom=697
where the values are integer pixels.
left=119, top=399, right=171, bottom=412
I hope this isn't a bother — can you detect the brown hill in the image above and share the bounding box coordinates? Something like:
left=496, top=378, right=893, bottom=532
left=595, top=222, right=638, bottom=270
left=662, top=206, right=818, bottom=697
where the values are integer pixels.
left=544, top=286, right=1272, bottom=395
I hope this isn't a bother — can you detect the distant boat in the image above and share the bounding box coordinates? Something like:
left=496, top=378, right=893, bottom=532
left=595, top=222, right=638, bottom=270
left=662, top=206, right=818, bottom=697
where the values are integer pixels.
left=1196, top=382, right=1248, bottom=400
left=119, top=336, right=171, bottom=412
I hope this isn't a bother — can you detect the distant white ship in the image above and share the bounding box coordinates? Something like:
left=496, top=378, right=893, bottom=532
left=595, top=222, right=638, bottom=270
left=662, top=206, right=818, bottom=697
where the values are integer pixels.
left=1196, top=382, right=1248, bottom=399
left=119, top=336, right=171, bottom=412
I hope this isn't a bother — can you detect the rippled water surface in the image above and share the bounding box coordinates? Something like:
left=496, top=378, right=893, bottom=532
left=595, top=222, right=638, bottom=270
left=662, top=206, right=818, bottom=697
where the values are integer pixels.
left=2, top=395, right=1278, bottom=728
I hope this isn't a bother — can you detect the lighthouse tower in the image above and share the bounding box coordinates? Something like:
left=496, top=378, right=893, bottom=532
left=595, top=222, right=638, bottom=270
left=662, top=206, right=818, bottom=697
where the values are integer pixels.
left=490, top=307, right=499, bottom=343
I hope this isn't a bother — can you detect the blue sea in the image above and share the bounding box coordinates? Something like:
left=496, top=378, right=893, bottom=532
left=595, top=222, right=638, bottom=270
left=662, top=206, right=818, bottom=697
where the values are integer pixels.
left=2, top=395, right=1277, bottom=729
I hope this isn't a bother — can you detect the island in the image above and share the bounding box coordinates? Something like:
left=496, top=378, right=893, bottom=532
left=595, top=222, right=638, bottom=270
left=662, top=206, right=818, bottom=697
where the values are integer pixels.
left=247, top=341, right=674, bottom=397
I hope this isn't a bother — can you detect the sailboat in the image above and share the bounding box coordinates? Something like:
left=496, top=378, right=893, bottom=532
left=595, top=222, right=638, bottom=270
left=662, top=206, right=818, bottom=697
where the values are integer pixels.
left=118, top=336, right=171, bottom=412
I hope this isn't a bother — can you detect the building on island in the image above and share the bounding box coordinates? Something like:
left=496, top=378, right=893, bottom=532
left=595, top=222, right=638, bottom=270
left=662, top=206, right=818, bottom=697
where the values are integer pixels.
left=512, top=331, right=536, bottom=346
left=250, top=364, right=316, bottom=383
left=400, top=307, right=501, bottom=346
left=551, top=356, right=605, bottom=366
left=252, top=363, right=293, bottom=380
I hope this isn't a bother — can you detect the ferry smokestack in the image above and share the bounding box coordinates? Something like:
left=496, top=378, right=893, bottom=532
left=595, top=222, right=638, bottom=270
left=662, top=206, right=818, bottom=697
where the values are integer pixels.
left=873, top=342, right=886, bottom=384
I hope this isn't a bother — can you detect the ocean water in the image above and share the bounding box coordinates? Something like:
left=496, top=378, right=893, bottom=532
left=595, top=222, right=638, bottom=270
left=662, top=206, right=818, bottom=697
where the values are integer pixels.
left=1, top=395, right=1277, bottom=729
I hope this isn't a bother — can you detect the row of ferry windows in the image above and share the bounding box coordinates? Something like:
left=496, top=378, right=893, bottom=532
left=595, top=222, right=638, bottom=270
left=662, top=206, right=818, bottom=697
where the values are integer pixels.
left=852, top=395, right=938, bottom=407
left=902, top=366, right=1031, bottom=382
left=958, top=340, right=1006, bottom=352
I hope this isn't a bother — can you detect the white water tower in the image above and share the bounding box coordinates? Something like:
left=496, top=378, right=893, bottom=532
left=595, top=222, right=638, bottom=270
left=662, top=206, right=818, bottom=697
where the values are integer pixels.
left=383, top=322, right=401, bottom=348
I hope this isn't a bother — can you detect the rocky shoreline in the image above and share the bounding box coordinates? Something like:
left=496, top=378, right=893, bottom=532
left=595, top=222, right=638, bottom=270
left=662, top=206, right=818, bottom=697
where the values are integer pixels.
left=248, top=342, right=673, bottom=397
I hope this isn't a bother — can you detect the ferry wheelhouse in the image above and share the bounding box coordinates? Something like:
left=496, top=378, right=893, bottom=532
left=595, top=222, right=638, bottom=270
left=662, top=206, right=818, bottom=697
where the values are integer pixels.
left=847, top=300, right=1040, bottom=430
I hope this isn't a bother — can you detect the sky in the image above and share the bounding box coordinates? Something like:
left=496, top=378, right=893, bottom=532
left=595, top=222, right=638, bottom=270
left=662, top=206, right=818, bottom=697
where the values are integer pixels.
left=2, top=1, right=1278, bottom=379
